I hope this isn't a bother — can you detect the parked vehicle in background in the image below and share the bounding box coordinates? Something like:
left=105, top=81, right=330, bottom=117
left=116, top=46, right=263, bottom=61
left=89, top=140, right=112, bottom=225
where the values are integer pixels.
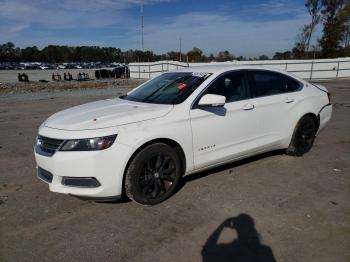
left=34, top=65, right=332, bottom=205
left=0, top=62, right=20, bottom=70
left=113, top=65, right=130, bottom=78
left=17, top=64, right=26, bottom=70
left=65, top=64, right=77, bottom=69
left=0, top=62, right=127, bottom=70
left=57, top=64, right=66, bottom=69
left=95, top=65, right=129, bottom=79
left=40, top=65, right=49, bottom=70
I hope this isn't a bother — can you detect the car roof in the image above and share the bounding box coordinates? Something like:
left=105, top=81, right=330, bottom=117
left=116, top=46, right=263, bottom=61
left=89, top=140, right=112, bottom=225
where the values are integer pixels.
left=175, top=64, right=289, bottom=75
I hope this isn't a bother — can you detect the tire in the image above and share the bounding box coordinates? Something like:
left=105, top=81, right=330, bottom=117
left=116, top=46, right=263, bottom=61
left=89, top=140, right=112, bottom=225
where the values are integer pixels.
left=124, top=143, right=182, bottom=205
left=286, top=115, right=317, bottom=157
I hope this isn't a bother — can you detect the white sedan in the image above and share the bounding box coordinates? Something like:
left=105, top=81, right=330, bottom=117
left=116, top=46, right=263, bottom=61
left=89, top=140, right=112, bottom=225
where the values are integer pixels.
left=34, top=65, right=332, bottom=205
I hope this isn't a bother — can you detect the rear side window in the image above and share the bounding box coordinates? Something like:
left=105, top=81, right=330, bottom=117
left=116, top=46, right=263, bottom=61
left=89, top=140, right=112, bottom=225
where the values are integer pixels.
left=249, top=71, right=285, bottom=97
left=284, top=75, right=302, bottom=92
left=249, top=71, right=301, bottom=98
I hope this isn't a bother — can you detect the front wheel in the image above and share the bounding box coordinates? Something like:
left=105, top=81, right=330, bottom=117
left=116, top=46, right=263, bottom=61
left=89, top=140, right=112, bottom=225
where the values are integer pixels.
left=286, top=115, right=317, bottom=156
left=124, top=143, right=182, bottom=205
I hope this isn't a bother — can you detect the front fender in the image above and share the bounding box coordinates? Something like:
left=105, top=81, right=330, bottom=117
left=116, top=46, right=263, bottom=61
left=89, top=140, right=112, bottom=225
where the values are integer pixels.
left=116, top=116, right=194, bottom=173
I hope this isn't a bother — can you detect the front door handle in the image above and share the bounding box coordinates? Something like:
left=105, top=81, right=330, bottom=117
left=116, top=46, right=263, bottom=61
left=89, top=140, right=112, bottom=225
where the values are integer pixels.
left=242, top=103, right=255, bottom=110
left=284, top=98, right=295, bottom=103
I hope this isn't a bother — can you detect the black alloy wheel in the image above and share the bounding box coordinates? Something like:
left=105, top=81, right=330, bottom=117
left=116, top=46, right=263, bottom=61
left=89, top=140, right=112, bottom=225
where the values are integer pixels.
left=138, top=154, right=176, bottom=199
left=286, top=115, right=317, bottom=156
left=125, top=143, right=182, bottom=205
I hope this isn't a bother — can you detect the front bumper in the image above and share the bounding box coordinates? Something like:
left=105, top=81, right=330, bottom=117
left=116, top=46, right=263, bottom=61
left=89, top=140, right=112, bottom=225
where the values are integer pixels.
left=34, top=141, right=134, bottom=198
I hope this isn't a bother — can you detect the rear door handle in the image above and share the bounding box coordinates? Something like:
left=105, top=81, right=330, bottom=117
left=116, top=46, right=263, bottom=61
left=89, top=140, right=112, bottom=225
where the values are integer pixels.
left=284, top=98, right=295, bottom=103
left=242, top=104, right=255, bottom=110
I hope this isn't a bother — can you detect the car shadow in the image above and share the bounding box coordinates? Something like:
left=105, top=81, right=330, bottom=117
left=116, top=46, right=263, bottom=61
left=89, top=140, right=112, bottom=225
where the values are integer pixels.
left=85, top=150, right=284, bottom=204
left=178, top=149, right=284, bottom=191
left=74, top=195, right=132, bottom=204
left=202, top=214, right=277, bottom=262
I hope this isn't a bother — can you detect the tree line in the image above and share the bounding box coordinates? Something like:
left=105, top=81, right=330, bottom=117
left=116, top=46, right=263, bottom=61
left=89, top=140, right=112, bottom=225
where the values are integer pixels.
left=0, top=1, right=349, bottom=63
left=0, top=43, right=268, bottom=63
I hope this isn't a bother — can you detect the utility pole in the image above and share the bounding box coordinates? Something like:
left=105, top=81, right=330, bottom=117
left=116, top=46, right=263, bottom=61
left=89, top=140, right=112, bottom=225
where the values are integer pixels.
left=179, top=36, right=182, bottom=62
left=141, top=0, right=144, bottom=51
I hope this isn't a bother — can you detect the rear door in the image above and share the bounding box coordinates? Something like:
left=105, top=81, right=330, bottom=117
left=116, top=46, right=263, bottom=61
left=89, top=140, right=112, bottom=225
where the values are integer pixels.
left=247, top=70, right=303, bottom=147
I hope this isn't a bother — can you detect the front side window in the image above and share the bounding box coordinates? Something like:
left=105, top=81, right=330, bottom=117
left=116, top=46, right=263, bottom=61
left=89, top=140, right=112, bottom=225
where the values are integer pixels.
left=201, top=71, right=249, bottom=103
left=121, top=72, right=211, bottom=104
left=249, top=71, right=302, bottom=98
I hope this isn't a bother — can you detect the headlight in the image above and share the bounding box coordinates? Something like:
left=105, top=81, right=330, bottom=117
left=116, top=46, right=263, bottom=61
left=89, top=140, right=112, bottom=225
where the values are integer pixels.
left=60, top=135, right=117, bottom=151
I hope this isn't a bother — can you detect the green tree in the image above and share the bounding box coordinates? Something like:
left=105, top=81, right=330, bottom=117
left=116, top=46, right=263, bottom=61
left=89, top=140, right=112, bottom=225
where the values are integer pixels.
left=339, top=3, right=350, bottom=47
left=0, top=42, right=16, bottom=62
left=236, top=56, right=246, bottom=61
left=258, top=54, right=269, bottom=60
left=208, top=53, right=215, bottom=61
left=21, top=46, right=40, bottom=62
left=216, top=51, right=235, bottom=62
left=344, top=20, right=350, bottom=46
left=187, top=47, right=204, bottom=62
left=273, top=51, right=292, bottom=60
left=166, top=51, right=184, bottom=61
left=294, top=1, right=322, bottom=58
left=305, top=0, right=322, bottom=51
left=319, top=0, right=350, bottom=57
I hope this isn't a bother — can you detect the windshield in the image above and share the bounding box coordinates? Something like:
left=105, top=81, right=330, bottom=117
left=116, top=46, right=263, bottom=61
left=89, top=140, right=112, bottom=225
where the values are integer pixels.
left=121, top=72, right=211, bottom=104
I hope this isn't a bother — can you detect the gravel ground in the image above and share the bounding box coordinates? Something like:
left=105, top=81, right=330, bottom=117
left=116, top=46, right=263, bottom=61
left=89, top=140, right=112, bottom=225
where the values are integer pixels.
left=0, top=87, right=132, bottom=101
left=0, top=69, right=104, bottom=82
left=0, top=80, right=349, bottom=262
left=0, top=79, right=145, bottom=95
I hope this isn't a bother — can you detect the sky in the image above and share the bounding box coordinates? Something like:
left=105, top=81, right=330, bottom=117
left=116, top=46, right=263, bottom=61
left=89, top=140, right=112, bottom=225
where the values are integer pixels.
left=0, top=0, right=320, bottom=57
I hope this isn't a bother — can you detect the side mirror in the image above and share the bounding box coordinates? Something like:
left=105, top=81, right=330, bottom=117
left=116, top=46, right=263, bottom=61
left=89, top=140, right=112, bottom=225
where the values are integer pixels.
left=197, top=94, right=226, bottom=107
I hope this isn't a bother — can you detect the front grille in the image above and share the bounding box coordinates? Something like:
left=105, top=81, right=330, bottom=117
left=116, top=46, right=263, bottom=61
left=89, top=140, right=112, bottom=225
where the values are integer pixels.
left=37, top=167, right=53, bottom=183
left=35, top=136, right=64, bottom=157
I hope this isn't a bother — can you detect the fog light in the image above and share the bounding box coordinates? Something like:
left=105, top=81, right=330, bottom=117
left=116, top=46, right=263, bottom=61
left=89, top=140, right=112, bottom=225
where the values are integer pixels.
left=37, top=167, right=53, bottom=183
left=62, top=177, right=101, bottom=188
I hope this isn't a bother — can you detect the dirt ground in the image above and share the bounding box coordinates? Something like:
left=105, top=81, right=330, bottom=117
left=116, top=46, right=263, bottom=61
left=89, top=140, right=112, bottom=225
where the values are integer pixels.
left=0, top=80, right=349, bottom=262
left=0, top=79, right=145, bottom=95
left=0, top=69, right=105, bottom=82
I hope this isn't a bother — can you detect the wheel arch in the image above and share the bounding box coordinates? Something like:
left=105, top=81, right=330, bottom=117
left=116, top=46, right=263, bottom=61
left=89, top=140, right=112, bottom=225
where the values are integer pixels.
left=121, top=138, right=187, bottom=194
left=286, top=111, right=320, bottom=148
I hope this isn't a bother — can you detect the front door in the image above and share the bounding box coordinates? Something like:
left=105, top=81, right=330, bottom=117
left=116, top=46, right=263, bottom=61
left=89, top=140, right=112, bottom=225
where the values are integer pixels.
left=190, top=70, right=260, bottom=169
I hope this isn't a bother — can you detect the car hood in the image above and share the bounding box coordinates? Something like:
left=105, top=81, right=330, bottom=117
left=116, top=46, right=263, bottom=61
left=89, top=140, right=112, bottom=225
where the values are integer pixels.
left=44, top=98, right=173, bottom=131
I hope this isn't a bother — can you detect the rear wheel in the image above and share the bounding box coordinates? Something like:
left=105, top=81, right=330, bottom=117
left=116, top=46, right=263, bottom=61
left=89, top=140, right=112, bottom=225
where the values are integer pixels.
left=286, top=115, right=317, bottom=156
left=124, top=143, right=182, bottom=205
